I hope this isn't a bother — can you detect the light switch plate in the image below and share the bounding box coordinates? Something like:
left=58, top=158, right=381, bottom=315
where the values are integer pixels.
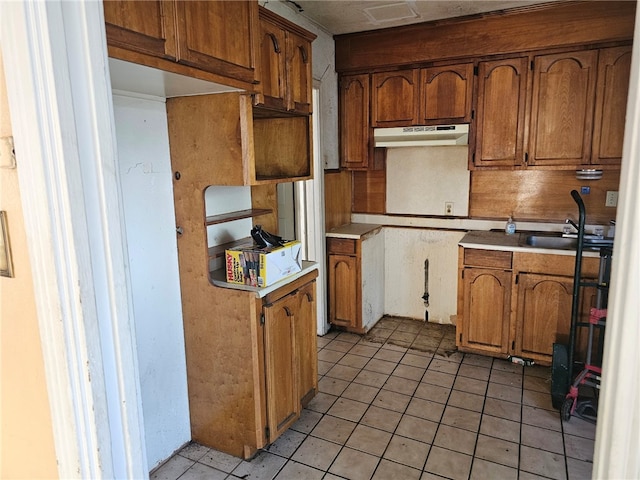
left=605, top=191, right=618, bottom=207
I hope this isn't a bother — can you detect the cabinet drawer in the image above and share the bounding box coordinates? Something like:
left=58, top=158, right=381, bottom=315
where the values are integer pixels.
left=464, top=249, right=512, bottom=269
left=327, top=238, right=357, bottom=255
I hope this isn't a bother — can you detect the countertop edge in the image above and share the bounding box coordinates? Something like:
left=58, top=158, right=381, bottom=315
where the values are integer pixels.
left=210, top=260, right=319, bottom=298
left=326, top=223, right=383, bottom=239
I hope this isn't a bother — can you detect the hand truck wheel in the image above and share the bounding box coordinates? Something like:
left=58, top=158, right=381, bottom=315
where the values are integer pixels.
left=561, top=397, right=573, bottom=421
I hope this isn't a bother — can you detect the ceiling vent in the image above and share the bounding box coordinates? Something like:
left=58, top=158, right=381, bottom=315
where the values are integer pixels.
left=363, top=2, right=419, bottom=25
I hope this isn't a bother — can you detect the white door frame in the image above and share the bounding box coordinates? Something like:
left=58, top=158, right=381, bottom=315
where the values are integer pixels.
left=0, top=1, right=146, bottom=478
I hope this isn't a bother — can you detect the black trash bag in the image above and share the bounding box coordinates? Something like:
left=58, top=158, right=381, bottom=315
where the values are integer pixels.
left=251, top=225, right=284, bottom=248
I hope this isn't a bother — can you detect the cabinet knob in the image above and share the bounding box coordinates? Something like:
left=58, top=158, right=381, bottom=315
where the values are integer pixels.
left=174, top=171, right=181, bottom=180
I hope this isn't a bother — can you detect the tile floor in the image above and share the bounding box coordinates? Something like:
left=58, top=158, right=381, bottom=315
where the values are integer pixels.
left=151, top=317, right=596, bottom=480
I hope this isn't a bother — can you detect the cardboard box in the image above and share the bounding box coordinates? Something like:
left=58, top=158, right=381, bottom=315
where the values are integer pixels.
left=225, top=240, right=302, bottom=287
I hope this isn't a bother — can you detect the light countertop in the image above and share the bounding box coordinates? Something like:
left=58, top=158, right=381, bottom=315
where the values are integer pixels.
left=326, top=223, right=383, bottom=240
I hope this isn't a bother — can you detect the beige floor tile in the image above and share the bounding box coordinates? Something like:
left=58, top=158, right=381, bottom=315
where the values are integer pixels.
left=414, top=382, right=451, bottom=404
left=326, top=364, right=360, bottom=382
left=524, top=364, right=551, bottom=378
left=562, top=416, right=596, bottom=440
left=424, top=445, right=473, bottom=480
left=428, top=358, right=461, bottom=375
left=310, top=415, right=356, bottom=445
left=474, top=434, right=519, bottom=468
left=274, top=460, right=323, bottom=480
left=453, top=375, right=488, bottom=396
left=365, top=358, right=398, bottom=375
left=337, top=353, right=370, bottom=369
left=375, top=317, right=402, bottom=329
left=198, top=449, right=241, bottom=473
left=372, top=389, right=411, bottom=413
left=349, top=344, right=380, bottom=358
left=317, top=336, right=332, bottom=348
left=346, top=424, right=392, bottom=456
left=490, top=369, right=523, bottom=388
left=329, top=447, right=379, bottom=480
left=341, top=382, right=380, bottom=404
left=396, top=414, right=438, bottom=444
left=318, top=376, right=350, bottom=396
left=486, top=382, right=522, bottom=404
left=520, top=445, right=567, bottom=480
left=317, top=348, right=345, bottom=363
left=566, top=457, right=594, bottom=480
left=433, top=424, right=477, bottom=455
left=383, top=375, right=418, bottom=396
left=327, top=397, right=368, bottom=423
left=462, top=353, right=494, bottom=368
left=354, top=369, right=389, bottom=388
left=519, top=471, right=556, bottom=480
left=178, top=462, right=227, bottom=480
left=392, top=363, right=426, bottom=381
left=521, top=424, right=564, bottom=454
left=447, top=389, right=485, bottom=412
left=400, top=352, right=432, bottom=368
left=524, top=373, right=551, bottom=393
left=458, top=363, right=491, bottom=381
left=441, top=405, right=482, bottom=432
left=325, top=339, right=356, bottom=353
left=360, top=405, right=403, bottom=432
left=522, top=405, right=562, bottom=432
left=396, top=319, right=424, bottom=333
left=469, top=458, right=518, bottom=480
left=384, top=435, right=431, bottom=469
left=422, top=369, right=456, bottom=389
left=372, top=459, right=421, bottom=480
left=305, top=392, right=337, bottom=414
left=522, top=389, right=555, bottom=411
left=389, top=331, right=418, bottom=345
left=150, top=455, right=194, bottom=480
left=232, top=451, right=287, bottom=480
left=479, top=414, right=520, bottom=443
left=267, top=428, right=306, bottom=458
left=405, top=397, right=446, bottom=423
left=366, top=328, right=394, bottom=342
left=317, top=360, right=333, bottom=375
left=373, top=348, right=404, bottom=363
left=381, top=342, right=409, bottom=353
left=291, top=436, right=341, bottom=471
left=177, top=442, right=209, bottom=461
left=336, top=332, right=362, bottom=344
left=483, top=397, right=521, bottom=422
left=492, top=360, right=523, bottom=374
left=564, top=433, right=595, bottom=462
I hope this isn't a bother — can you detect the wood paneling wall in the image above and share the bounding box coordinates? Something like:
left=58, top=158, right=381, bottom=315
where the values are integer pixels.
left=352, top=169, right=385, bottom=215
left=324, top=170, right=352, bottom=230
left=469, top=170, right=620, bottom=225
left=335, top=1, right=636, bottom=72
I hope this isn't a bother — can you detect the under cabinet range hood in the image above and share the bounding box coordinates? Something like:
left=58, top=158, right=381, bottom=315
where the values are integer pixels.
left=374, top=124, right=469, bottom=147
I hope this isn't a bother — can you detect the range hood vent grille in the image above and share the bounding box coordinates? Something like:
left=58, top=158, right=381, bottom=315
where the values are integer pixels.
left=374, top=124, right=469, bottom=147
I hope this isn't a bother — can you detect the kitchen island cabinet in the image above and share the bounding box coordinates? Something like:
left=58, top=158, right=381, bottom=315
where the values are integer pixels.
left=326, top=224, right=384, bottom=334
left=457, top=231, right=599, bottom=365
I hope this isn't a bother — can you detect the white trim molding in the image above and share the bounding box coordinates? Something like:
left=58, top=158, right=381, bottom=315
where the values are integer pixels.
left=0, top=1, right=147, bottom=478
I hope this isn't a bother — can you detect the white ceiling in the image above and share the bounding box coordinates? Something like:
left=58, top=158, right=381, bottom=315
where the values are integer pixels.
left=278, top=0, right=562, bottom=35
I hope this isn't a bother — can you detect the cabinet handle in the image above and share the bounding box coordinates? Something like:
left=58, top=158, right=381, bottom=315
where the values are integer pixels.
left=267, top=33, right=281, bottom=54
left=305, top=292, right=313, bottom=303
left=284, top=306, right=293, bottom=316
left=176, top=226, right=183, bottom=236
left=299, top=45, right=308, bottom=64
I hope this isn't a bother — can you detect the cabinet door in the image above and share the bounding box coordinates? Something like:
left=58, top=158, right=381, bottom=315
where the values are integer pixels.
left=515, top=273, right=573, bottom=361
left=372, top=70, right=419, bottom=127
left=528, top=50, right=598, bottom=166
left=263, top=294, right=299, bottom=442
left=328, top=254, right=360, bottom=329
left=257, top=18, right=287, bottom=110
left=175, top=1, right=259, bottom=85
left=592, top=45, right=632, bottom=166
left=473, top=57, right=528, bottom=167
left=103, top=0, right=177, bottom=59
left=339, top=74, right=371, bottom=170
left=419, top=63, right=473, bottom=124
left=459, top=268, right=511, bottom=355
left=296, top=281, right=318, bottom=406
left=286, top=31, right=313, bottom=113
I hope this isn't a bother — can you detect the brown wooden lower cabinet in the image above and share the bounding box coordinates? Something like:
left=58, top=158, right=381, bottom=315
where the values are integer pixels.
left=457, top=247, right=598, bottom=365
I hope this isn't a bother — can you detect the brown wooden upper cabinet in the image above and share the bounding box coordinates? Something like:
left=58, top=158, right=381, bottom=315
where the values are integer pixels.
left=104, top=0, right=260, bottom=89
left=473, top=57, right=529, bottom=168
left=339, top=74, right=371, bottom=169
left=371, top=63, right=473, bottom=127
left=255, top=7, right=316, bottom=114
left=472, top=46, right=631, bottom=169
left=592, top=46, right=633, bottom=165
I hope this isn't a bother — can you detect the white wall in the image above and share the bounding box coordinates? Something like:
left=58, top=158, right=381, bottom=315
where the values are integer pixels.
left=113, top=94, right=190, bottom=470
left=384, top=228, right=465, bottom=324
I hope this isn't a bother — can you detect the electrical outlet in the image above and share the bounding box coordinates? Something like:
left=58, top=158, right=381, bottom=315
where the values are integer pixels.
left=445, top=202, right=454, bottom=215
left=605, top=191, right=618, bottom=207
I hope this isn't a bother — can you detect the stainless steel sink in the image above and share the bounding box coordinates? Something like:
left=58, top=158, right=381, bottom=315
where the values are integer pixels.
left=522, top=233, right=577, bottom=250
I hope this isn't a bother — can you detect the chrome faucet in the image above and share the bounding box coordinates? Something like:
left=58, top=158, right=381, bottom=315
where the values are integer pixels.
left=563, top=218, right=579, bottom=237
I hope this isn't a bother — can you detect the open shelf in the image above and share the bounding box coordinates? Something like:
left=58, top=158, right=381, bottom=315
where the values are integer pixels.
left=205, top=208, right=272, bottom=226
left=208, top=237, right=254, bottom=260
